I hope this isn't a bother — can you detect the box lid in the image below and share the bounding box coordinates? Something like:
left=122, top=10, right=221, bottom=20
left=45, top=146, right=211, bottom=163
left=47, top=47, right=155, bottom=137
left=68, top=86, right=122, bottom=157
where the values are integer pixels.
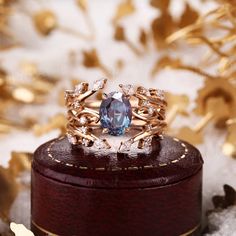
left=33, top=135, right=203, bottom=188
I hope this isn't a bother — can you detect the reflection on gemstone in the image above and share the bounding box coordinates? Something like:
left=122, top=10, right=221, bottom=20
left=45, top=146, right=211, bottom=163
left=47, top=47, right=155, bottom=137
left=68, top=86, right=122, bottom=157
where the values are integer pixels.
left=99, top=91, right=132, bottom=136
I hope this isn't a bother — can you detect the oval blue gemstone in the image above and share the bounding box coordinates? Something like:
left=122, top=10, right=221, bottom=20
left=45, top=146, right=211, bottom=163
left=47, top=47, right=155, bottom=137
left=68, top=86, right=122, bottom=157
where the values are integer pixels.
left=99, top=92, right=132, bottom=136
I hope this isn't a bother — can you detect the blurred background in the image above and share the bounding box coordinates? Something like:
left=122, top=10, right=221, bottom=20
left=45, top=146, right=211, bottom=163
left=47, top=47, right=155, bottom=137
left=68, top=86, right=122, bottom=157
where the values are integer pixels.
left=1, top=0, right=236, bottom=235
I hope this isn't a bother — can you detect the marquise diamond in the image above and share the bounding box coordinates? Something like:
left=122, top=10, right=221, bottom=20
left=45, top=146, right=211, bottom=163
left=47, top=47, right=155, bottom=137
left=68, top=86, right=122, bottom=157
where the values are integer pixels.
left=93, top=78, right=107, bottom=91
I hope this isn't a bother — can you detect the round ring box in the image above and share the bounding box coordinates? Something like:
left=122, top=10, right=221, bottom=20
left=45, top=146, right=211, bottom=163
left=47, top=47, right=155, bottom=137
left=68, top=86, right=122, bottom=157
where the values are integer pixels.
left=31, top=135, right=203, bottom=236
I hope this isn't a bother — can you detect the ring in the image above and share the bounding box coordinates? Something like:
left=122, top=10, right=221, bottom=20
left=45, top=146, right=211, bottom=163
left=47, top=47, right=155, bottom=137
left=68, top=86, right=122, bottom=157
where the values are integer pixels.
left=65, top=78, right=167, bottom=152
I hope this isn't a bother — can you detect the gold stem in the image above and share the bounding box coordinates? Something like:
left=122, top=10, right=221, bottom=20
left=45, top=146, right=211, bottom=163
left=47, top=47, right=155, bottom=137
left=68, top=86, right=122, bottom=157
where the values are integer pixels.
left=98, top=63, right=113, bottom=79
left=166, top=105, right=179, bottom=125
left=0, top=118, right=29, bottom=130
left=193, top=112, right=213, bottom=133
left=125, top=39, right=143, bottom=57
left=166, top=24, right=201, bottom=44
left=82, top=11, right=95, bottom=40
left=58, top=25, right=92, bottom=41
left=195, top=36, right=229, bottom=58
left=175, top=65, right=219, bottom=79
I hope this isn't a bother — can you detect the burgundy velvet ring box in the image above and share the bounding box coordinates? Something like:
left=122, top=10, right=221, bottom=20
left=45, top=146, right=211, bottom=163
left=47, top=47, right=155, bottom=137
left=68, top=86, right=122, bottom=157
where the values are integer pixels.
left=31, top=135, right=203, bottom=236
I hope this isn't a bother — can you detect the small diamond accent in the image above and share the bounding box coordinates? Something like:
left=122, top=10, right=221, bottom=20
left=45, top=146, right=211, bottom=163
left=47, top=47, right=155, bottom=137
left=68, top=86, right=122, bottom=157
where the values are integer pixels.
left=67, top=134, right=77, bottom=145
left=119, top=140, right=133, bottom=152
left=65, top=90, right=74, bottom=100
left=75, top=83, right=84, bottom=94
left=82, top=138, right=90, bottom=146
left=79, top=126, right=87, bottom=134
left=94, top=139, right=108, bottom=149
left=157, top=89, right=165, bottom=100
left=72, top=100, right=81, bottom=108
left=93, top=78, right=107, bottom=91
left=146, top=124, right=152, bottom=131
left=119, top=84, right=135, bottom=96
left=141, top=100, right=149, bottom=106
left=137, top=86, right=149, bottom=95
left=79, top=116, right=87, bottom=125
left=148, top=107, right=155, bottom=115
left=143, top=137, right=152, bottom=147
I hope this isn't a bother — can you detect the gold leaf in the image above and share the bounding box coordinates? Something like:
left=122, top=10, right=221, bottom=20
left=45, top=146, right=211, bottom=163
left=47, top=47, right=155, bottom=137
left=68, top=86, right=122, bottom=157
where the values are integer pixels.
left=12, top=87, right=35, bottom=103
left=166, top=93, right=189, bottom=127
left=10, top=222, right=34, bottom=236
left=0, top=67, right=7, bottom=87
left=206, top=97, right=230, bottom=127
left=31, top=74, right=59, bottom=94
left=9, top=152, right=32, bottom=177
left=0, top=123, right=11, bottom=133
left=0, top=151, right=30, bottom=221
left=151, top=56, right=181, bottom=76
left=0, top=0, right=16, bottom=6
left=82, top=49, right=100, bottom=68
left=33, top=10, right=57, bottom=36
left=223, top=122, right=236, bottom=157
left=20, top=61, right=37, bottom=77
left=175, top=126, right=203, bottom=145
left=151, top=12, right=176, bottom=48
left=0, top=165, right=18, bottom=220
left=139, top=29, right=148, bottom=47
left=76, top=0, right=87, bottom=12
left=175, top=98, right=230, bottom=144
left=113, top=0, right=135, bottom=24
left=166, top=93, right=189, bottom=114
left=194, top=78, right=236, bottom=118
left=150, top=0, right=170, bottom=11
left=82, top=49, right=112, bottom=77
left=115, top=59, right=124, bottom=71
left=114, top=25, right=126, bottom=41
left=33, top=113, right=66, bottom=136
left=178, top=3, right=199, bottom=28
left=58, top=88, right=66, bottom=107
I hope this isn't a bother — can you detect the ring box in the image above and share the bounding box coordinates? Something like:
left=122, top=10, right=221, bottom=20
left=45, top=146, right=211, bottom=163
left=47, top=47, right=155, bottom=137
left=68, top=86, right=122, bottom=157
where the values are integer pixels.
left=31, top=135, right=203, bottom=236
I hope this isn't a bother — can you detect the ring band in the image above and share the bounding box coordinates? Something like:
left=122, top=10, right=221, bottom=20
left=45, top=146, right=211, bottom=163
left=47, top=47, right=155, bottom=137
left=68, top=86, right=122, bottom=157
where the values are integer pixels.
left=65, top=78, right=167, bottom=152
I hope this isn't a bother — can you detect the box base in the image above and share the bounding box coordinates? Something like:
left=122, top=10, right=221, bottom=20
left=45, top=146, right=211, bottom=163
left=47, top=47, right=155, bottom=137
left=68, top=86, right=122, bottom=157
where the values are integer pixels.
left=31, top=169, right=202, bottom=236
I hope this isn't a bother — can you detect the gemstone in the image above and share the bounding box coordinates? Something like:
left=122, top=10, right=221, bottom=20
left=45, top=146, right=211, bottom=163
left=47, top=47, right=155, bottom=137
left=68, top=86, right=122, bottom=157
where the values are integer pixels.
left=148, top=107, right=155, bottom=115
left=99, top=91, right=132, bottom=136
left=119, top=140, right=133, bottom=152
left=157, top=89, right=165, bottom=100
left=78, top=126, right=87, bottom=134
left=67, top=133, right=77, bottom=145
left=94, top=139, right=109, bottom=149
left=82, top=138, right=90, bottom=146
left=93, top=78, right=107, bottom=91
left=119, top=84, right=135, bottom=96
left=137, top=86, right=149, bottom=95
left=72, top=100, right=81, bottom=108
left=143, top=137, right=152, bottom=147
left=75, top=84, right=83, bottom=94
left=79, top=116, right=87, bottom=125
left=141, top=100, right=149, bottom=106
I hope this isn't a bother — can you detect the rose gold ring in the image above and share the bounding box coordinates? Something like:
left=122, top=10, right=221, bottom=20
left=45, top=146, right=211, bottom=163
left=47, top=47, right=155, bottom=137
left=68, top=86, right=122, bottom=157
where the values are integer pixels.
left=65, top=78, right=167, bottom=152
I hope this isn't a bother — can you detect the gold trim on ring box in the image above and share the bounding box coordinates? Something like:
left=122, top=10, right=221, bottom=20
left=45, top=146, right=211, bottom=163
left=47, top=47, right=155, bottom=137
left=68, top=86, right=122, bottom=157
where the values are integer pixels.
left=31, top=220, right=58, bottom=236
left=65, top=78, right=167, bottom=152
left=180, top=224, right=201, bottom=236
left=32, top=220, right=200, bottom=236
